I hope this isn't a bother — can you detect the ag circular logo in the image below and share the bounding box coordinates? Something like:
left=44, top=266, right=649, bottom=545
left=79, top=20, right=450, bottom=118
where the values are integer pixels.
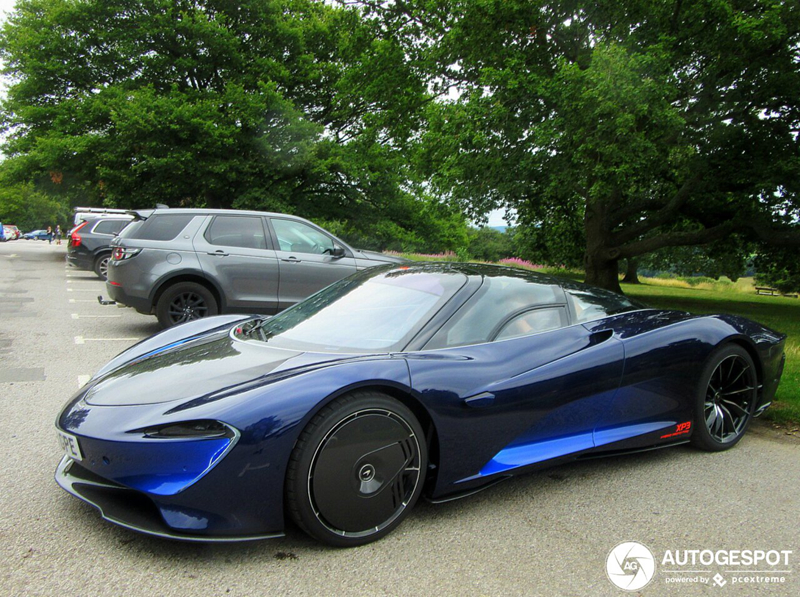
left=606, top=541, right=656, bottom=591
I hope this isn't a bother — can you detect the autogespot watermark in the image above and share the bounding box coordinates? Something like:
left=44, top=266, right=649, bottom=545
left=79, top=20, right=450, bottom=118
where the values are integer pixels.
left=605, top=542, right=793, bottom=591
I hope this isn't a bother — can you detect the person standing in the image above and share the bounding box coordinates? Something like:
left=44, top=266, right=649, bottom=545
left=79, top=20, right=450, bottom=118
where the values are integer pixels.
left=55, top=225, right=62, bottom=245
left=47, top=225, right=53, bottom=244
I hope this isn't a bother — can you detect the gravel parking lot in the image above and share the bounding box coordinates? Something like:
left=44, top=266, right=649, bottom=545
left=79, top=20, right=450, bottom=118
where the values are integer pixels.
left=1, top=240, right=799, bottom=596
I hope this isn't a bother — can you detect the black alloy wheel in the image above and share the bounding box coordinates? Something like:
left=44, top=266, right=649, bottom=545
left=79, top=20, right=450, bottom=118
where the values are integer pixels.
left=691, top=344, right=758, bottom=451
left=156, top=281, right=219, bottom=328
left=286, top=391, right=427, bottom=547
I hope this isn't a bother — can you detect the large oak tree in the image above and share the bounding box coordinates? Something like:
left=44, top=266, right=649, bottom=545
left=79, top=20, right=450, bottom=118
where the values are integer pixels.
left=356, top=0, right=800, bottom=291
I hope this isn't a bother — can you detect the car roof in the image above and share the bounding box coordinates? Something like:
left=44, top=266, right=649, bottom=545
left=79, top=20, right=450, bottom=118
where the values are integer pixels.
left=130, top=208, right=317, bottom=224
left=397, top=261, right=564, bottom=286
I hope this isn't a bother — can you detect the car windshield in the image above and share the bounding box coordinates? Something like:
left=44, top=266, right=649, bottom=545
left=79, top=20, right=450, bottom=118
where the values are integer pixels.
left=240, top=266, right=467, bottom=353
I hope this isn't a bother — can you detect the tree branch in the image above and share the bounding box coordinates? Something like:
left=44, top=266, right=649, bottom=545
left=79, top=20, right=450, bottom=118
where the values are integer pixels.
left=610, top=170, right=703, bottom=245
left=615, top=219, right=738, bottom=259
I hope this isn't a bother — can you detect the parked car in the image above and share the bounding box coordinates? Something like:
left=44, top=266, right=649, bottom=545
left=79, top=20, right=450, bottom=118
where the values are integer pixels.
left=67, top=215, right=133, bottom=279
left=23, top=229, right=51, bottom=240
left=107, top=208, right=406, bottom=328
left=55, top=263, right=786, bottom=545
left=4, top=225, right=21, bottom=240
left=73, top=206, right=131, bottom=227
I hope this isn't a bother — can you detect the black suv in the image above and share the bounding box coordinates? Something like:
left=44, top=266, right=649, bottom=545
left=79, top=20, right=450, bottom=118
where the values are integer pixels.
left=67, top=216, right=133, bottom=279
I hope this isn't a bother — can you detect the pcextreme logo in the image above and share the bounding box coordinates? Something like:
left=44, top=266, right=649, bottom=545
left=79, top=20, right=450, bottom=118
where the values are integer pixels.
left=606, top=541, right=656, bottom=591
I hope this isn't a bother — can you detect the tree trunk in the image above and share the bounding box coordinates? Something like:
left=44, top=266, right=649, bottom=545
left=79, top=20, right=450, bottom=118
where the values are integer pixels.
left=584, top=254, right=623, bottom=293
left=622, top=258, right=640, bottom=284
left=205, top=191, right=222, bottom=209
left=583, top=199, right=624, bottom=294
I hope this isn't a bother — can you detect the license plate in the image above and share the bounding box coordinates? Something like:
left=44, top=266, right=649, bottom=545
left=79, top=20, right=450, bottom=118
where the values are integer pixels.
left=57, top=430, right=83, bottom=461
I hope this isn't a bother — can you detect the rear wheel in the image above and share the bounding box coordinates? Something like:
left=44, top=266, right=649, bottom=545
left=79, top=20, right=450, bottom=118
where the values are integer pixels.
left=94, top=253, right=111, bottom=280
left=691, top=344, right=757, bottom=452
left=286, top=391, right=427, bottom=547
left=155, top=282, right=218, bottom=328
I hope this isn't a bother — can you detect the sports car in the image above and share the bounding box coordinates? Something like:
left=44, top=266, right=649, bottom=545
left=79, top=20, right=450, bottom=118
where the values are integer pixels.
left=55, top=263, right=786, bottom=546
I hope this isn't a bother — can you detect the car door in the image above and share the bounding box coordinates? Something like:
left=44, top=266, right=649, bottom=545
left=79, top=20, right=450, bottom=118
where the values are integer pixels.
left=267, top=218, right=357, bottom=309
left=561, top=285, right=696, bottom=449
left=406, top=275, right=625, bottom=492
left=193, top=214, right=280, bottom=313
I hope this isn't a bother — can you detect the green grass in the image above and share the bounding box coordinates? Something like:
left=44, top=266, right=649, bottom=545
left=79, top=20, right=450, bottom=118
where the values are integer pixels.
left=622, top=281, right=800, bottom=424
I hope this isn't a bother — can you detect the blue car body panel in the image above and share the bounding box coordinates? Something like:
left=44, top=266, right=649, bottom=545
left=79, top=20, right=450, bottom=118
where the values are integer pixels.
left=55, top=265, right=787, bottom=542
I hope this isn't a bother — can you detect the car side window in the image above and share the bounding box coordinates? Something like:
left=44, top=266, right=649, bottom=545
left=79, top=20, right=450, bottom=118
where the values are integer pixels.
left=425, top=276, right=564, bottom=349
left=494, top=307, right=568, bottom=341
left=92, top=220, right=128, bottom=235
left=566, top=288, right=644, bottom=323
left=134, top=214, right=195, bottom=241
left=205, top=216, right=267, bottom=250
left=271, top=219, right=335, bottom=255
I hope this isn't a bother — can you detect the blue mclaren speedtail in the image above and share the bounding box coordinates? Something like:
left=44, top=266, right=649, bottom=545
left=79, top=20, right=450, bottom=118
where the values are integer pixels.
left=55, top=263, right=786, bottom=546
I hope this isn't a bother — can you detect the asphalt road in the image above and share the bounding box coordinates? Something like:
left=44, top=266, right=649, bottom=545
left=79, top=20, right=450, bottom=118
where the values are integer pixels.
left=1, top=240, right=798, bottom=597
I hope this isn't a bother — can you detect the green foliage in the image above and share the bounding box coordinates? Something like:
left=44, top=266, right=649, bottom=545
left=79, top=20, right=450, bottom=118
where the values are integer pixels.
left=755, top=246, right=800, bottom=293
left=466, top=226, right=514, bottom=262
left=0, top=180, right=69, bottom=231
left=0, top=0, right=445, bottom=249
left=381, top=0, right=800, bottom=290
left=314, top=195, right=468, bottom=253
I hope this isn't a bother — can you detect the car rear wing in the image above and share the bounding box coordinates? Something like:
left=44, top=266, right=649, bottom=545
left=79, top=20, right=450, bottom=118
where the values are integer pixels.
left=127, top=204, right=169, bottom=221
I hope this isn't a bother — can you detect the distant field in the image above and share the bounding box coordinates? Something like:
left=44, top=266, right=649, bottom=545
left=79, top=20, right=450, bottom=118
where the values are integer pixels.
left=397, top=253, right=799, bottom=423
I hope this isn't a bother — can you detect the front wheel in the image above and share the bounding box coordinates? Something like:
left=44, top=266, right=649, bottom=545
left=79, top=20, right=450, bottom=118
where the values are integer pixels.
left=285, top=391, right=427, bottom=547
left=155, top=282, right=218, bottom=328
left=691, top=344, right=758, bottom=452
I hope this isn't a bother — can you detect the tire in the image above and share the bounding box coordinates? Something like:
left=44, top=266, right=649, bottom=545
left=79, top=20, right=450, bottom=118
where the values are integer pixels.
left=691, top=344, right=758, bottom=452
left=94, top=253, right=111, bottom=280
left=286, top=391, right=427, bottom=547
left=155, top=281, right=218, bottom=328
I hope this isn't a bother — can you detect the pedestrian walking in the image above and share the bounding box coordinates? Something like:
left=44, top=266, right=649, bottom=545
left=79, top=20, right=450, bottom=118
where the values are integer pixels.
left=55, top=225, right=62, bottom=245
left=47, top=225, right=53, bottom=244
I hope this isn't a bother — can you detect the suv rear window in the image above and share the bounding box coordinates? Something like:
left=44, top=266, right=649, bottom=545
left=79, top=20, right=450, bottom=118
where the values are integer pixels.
left=133, top=214, right=194, bottom=241
left=92, top=219, right=129, bottom=235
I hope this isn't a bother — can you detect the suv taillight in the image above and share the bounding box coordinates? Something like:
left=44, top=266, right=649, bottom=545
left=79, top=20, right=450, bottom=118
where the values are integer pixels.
left=112, top=247, right=141, bottom=261
left=69, top=221, right=88, bottom=247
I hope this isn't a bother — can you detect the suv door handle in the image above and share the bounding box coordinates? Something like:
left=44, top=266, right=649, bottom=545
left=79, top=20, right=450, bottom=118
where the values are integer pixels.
left=281, top=257, right=301, bottom=263
left=208, top=250, right=229, bottom=257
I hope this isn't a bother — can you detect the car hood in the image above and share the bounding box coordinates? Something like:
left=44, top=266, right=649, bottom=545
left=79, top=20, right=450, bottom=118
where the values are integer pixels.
left=83, top=330, right=309, bottom=406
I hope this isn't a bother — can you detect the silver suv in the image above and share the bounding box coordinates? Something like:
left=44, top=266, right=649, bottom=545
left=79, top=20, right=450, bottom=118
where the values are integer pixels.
left=106, top=208, right=406, bottom=328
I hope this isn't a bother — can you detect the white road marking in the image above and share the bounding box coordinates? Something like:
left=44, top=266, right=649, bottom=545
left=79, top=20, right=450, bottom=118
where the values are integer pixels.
left=66, top=288, right=99, bottom=292
left=66, top=280, right=102, bottom=285
left=77, top=375, right=91, bottom=388
left=74, top=336, right=140, bottom=344
left=68, top=299, right=97, bottom=303
left=71, top=313, right=122, bottom=319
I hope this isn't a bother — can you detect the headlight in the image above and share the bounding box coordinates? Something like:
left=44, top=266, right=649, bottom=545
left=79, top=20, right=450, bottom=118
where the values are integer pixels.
left=134, top=420, right=235, bottom=439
